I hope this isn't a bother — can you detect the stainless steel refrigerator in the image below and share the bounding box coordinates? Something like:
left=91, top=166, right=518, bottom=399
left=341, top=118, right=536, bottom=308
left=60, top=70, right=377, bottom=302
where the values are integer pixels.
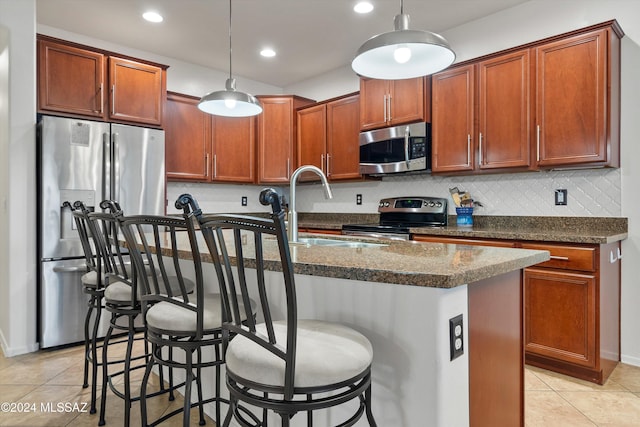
left=37, top=115, right=165, bottom=348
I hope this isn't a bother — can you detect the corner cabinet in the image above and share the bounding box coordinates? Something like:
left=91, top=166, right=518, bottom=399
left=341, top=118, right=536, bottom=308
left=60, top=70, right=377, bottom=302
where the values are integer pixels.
left=256, top=95, right=315, bottom=183
left=359, top=77, right=428, bottom=131
left=165, top=92, right=255, bottom=183
left=535, top=26, right=621, bottom=168
left=37, top=35, right=167, bottom=127
left=297, top=94, right=361, bottom=182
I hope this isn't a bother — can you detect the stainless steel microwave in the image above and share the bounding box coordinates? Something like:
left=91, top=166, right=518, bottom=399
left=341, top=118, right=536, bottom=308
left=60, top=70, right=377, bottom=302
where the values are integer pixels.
left=359, top=122, right=431, bottom=175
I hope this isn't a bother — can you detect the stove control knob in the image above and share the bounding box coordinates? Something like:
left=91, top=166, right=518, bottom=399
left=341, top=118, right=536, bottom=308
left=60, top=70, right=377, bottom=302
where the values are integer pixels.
left=379, top=202, right=384, bottom=207
left=384, top=202, right=390, bottom=207
left=435, top=202, right=442, bottom=207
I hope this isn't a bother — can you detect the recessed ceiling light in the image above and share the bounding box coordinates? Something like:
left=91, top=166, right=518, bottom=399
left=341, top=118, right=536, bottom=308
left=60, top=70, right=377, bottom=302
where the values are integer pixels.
left=260, top=48, right=276, bottom=58
left=142, top=11, right=163, bottom=23
left=354, top=2, right=374, bottom=14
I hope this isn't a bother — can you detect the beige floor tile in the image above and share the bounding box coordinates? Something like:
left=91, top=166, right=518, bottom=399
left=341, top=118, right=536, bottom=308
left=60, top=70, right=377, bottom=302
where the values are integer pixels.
left=608, top=363, right=640, bottom=393
left=559, top=391, right=640, bottom=427
left=526, top=367, right=552, bottom=391
left=525, top=390, right=596, bottom=427
left=531, top=367, right=627, bottom=392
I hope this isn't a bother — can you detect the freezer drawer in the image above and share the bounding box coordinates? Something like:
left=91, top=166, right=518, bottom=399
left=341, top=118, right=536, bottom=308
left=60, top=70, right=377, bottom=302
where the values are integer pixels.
left=39, top=258, right=108, bottom=348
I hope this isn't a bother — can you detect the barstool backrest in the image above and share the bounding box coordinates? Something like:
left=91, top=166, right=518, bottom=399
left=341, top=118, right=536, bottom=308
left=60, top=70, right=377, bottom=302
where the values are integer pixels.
left=64, top=200, right=101, bottom=283
left=116, top=211, right=204, bottom=334
left=88, top=200, right=136, bottom=298
left=176, top=189, right=298, bottom=399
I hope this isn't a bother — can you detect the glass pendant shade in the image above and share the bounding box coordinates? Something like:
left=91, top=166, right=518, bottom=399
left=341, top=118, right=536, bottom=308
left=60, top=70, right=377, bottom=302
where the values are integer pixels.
left=198, top=78, right=262, bottom=117
left=352, top=12, right=455, bottom=80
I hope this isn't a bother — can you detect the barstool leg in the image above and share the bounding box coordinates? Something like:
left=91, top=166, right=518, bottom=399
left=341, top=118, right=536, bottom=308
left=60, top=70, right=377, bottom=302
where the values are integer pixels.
left=196, top=348, right=206, bottom=425
left=98, top=317, right=114, bottom=426
left=122, top=314, right=136, bottom=427
left=82, top=294, right=94, bottom=389
left=140, top=345, right=156, bottom=427
left=89, top=294, right=103, bottom=414
left=183, top=349, right=194, bottom=426
left=365, top=385, right=377, bottom=427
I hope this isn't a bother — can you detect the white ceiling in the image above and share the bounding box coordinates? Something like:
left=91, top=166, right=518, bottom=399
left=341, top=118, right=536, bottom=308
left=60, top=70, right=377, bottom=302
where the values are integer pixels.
left=36, top=0, right=529, bottom=88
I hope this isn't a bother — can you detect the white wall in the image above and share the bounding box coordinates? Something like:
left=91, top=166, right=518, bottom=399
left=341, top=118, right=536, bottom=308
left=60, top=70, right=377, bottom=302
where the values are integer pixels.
left=0, top=0, right=38, bottom=356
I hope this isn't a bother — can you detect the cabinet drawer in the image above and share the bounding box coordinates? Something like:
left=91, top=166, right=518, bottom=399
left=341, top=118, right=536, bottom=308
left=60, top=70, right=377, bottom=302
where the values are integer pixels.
left=521, top=243, right=596, bottom=272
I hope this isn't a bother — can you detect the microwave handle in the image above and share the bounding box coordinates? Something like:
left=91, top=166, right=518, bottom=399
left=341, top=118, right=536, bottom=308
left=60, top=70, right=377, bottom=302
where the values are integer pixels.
left=404, top=126, right=410, bottom=167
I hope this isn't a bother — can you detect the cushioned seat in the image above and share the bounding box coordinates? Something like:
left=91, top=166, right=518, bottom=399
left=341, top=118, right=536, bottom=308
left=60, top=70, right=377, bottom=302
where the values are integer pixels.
left=226, top=320, right=373, bottom=388
left=80, top=270, right=101, bottom=288
left=103, top=275, right=195, bottom=303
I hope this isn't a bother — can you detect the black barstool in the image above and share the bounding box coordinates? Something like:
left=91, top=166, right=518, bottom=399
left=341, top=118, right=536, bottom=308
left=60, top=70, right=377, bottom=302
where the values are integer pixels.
left=117, top=205, right=256, bottom=426
left=189, top=189, right=377, bottom=427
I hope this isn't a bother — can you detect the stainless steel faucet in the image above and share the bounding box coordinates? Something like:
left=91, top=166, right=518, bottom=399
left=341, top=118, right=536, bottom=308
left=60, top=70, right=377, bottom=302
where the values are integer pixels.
left=288, top=165, right=333, bottom=242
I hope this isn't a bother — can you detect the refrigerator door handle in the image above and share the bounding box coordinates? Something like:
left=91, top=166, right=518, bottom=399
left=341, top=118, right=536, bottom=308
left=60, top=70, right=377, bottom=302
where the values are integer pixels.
left=53, top=265, right=88, bottom=273
left=113, top=132, right=120, bottom=203
left=103, top=131, right=111, bottom=204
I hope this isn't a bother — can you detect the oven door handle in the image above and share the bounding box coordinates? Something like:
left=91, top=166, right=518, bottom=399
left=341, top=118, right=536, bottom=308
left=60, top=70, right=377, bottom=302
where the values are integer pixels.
left=404, top=126, right=411, bottom=167
left=342, top=229, right=410, bottom=241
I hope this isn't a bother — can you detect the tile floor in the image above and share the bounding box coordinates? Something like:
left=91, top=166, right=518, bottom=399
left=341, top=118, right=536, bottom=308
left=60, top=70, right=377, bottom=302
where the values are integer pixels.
left=0, top=340, right=215, bottom=426
left=2, top=342, right=640, bottom=426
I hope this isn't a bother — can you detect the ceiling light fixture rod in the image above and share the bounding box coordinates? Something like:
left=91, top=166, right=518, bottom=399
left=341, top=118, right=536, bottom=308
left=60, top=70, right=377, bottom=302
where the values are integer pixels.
left=197, top=0, right=262, bottom=117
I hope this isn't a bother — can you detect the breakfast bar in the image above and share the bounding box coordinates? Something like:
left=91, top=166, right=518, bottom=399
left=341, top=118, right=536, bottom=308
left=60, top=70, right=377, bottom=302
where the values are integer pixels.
left=165, top=232, right=549, bottom=426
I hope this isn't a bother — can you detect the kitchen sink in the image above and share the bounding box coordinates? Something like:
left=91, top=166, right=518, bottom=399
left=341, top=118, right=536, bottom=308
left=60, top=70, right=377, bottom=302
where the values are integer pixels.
left=292, top=237, right=387, bottom=248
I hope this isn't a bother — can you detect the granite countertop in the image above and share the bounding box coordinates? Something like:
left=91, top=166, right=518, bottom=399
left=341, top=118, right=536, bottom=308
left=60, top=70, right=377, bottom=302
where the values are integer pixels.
left=297, top=213, right=628, bottom=244
left=152, top=231, right=549, bottom=290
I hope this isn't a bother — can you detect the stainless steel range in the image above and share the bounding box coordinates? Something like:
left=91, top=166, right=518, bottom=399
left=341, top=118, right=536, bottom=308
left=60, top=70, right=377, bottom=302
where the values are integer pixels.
left=342, top=196, right=448, bottom=240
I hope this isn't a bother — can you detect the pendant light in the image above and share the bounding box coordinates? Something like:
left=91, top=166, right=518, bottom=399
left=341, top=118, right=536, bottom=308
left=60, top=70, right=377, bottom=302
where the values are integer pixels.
left=352, top=0, right=455, bottom=80
left=198, top=0, right=262, bottom=117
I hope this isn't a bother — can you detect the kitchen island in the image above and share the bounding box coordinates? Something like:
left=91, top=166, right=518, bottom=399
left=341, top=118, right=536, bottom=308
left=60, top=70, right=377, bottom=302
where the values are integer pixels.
left=158, top=231, right=549, bottom=427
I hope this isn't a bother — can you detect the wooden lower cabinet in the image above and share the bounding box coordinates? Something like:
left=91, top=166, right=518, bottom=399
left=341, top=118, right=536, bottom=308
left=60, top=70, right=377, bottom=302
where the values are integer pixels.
left=413, top=234, right=621, bottom=384
left=523, top=241, right=621, bottom=384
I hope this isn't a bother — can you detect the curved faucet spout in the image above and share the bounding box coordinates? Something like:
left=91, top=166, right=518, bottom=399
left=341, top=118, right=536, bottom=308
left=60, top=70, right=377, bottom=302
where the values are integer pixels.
left=289, top=165, right=333, bottom=242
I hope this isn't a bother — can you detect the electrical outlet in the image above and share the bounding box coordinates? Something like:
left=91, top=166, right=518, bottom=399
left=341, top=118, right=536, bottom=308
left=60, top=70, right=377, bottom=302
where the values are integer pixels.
left=555, top=189, right=567, bottom=206
left=241, top=196, right=247, bottom=206
left=449, top=314, right=464, bottom=361
left=356, top=194, right=362, bottom=205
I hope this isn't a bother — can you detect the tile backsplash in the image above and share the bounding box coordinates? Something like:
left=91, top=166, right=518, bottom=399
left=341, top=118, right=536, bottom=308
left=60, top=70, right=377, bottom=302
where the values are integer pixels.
left=167, top=168, right=622, bottom=217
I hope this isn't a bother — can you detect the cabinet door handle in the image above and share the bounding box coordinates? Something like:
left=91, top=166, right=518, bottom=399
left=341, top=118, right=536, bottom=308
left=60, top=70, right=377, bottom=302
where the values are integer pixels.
left=383, top=94, right=387, bottom=122
left=99, top=83, right=104, bottom=114
left=549, top=255, right=570, bottom=261
left=204, top=153, right=209, bottom=177
left=111, top=84, right=115, bottom=115
left=387, top=94, right=392, bottom=122
left=213, top=154, right=217, bottom=178
left=286, top=158, right=290, bottom=179
left=326, top=153, right=331, bottom=176
left=467, top=135, right=471, bottom=167
left=479, top=133, right=483, bottom=165
left=617, top=247, right=622, bottom=260
left=610, top=251, right=617, bottom=264
left=536, top=125, right=540, bottom=162
left=320, top=154, right=325, bottom=173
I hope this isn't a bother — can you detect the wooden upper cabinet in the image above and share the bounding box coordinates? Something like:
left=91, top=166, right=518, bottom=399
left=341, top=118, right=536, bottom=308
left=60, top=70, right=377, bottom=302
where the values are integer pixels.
left=37, top=35, right=167, bottom=127
left=108, top=57, right=165, bottom=126
left=359, top=77, right=427, bottom=130
left=165, top=91, right=255, bottom=183
left=478, top=49, right=531, bottom=170
left=211, top=115, right=255, bottom=183
left=296, top=94, right=361, bottom=182
left=431, top=65, right=475, bottom=173
left=257, top=95, right=315, bottom=183
left=165, top=92, right=210, bottom=181
left=326, top=94, right=361, bottom=181
left=297, top=104, right=327, bottom=181
left=535, top=27, right=620, bottom=168
left=38, top=38, right=107, bottom=119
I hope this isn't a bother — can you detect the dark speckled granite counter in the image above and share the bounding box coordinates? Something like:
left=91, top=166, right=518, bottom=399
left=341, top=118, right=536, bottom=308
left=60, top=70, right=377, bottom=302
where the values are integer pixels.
left=297, top=213, right=628, bottom=244
left=163, top=231, right=549, bottom=289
